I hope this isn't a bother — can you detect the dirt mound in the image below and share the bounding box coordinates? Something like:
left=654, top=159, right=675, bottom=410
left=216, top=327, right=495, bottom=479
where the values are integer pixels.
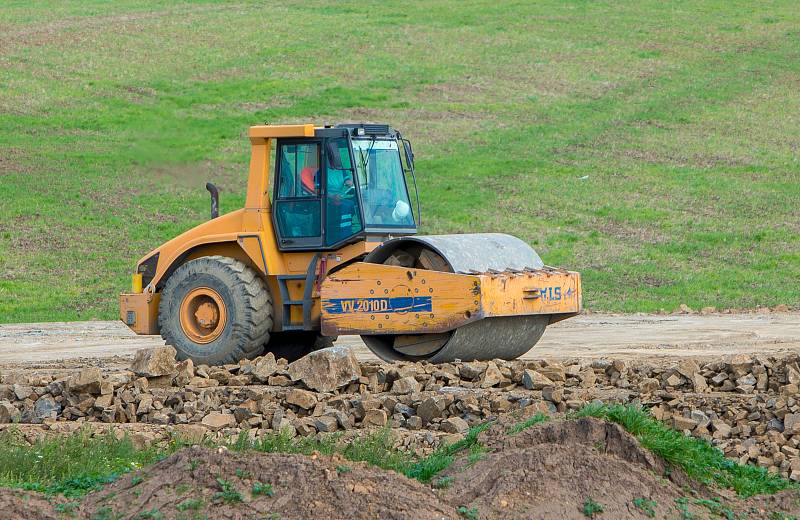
left=79, top=446, right=457, bottom=520
left=482, top=415, right=692, bottom=486
left=0, top=488, right=65, bottom=520
left=437, top=417, right=713, bottom=519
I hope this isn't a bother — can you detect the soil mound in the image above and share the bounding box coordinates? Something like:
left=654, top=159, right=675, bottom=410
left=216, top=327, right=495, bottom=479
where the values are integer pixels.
left=79, top=446, right=457, bottom=520
left=0, top=488, right=64, bottom=520
left=439, top=417, right=709, bottom=519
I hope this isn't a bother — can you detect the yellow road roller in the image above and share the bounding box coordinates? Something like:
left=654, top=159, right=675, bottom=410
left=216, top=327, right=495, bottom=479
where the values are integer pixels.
left=120, top=123, right=581, bottom=365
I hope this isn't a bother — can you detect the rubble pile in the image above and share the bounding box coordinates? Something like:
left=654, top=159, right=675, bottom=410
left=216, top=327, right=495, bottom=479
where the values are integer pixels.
left=5, top=346, right=800, bottom=478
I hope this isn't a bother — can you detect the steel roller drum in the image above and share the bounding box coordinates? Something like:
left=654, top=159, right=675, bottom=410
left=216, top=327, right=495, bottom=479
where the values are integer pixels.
left=361, top=233, right=550, bottom=363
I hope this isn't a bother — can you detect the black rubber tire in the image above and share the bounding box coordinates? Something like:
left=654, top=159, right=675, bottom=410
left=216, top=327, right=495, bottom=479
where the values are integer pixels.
left=264, top=331, right=335, bottom=363
left=158, top=255, right=273, bottom=365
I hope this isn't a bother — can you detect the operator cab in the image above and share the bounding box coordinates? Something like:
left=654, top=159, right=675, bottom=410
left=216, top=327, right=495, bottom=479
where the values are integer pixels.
left=272, top=123, right=419, bottom=250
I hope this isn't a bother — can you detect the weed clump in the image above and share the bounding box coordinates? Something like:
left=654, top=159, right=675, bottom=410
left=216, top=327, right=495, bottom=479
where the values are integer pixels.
left=573, top=404, right=797, bottom=497
left=582, top=497, right=603, bottom=517
left=507, top=412, right=549, bottom=435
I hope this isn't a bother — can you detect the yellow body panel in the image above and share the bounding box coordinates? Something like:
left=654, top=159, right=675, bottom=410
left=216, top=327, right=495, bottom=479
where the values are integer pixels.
left=119, top=292, right=161, bottom=335
left=320, top=263, right=581, bottom=336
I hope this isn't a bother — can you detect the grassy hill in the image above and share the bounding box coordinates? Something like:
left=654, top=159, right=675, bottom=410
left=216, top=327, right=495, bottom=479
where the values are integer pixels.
left=1, top=0, right=798, bottom=322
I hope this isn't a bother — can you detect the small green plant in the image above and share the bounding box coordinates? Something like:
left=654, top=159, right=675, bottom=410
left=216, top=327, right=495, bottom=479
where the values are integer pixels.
left=507, top=413, right=549, bottom=435
left=770, top=513, right=798, bottom=520
left=674, top=498, right=693, bottom=520
left=466, top=443, right=488, bottom=466
left=632, top=497, right=656, bottom=518
left=54, top=501, right=79, bottom=514
left=251, top=481, right=275, bottom=497
left=92, top=506, right=114, bottom=520
left=582, top=498, right=603, bottom=517
left=433, top=476, right=454, bottom=489
left=457, top=506, right=479, bottom=519
left=188, top=459, right=201, bottom=471
left=137, top=510, right=162, bottom=520
left=176, top=498, right=202, bottom=511
left=131, top=476, right=143, bottom=486
left=213, top=477, right=243, bottom=504
left=694, top=498, right=734, bottom=520
left=234, top=468, right=250, bottom=479
left=405, top=421, right=493, bottom=482
left=335, top=465, right=351, bottom=474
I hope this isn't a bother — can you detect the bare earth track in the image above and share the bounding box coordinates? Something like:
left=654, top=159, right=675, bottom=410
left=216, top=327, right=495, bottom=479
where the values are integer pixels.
left=1, top=312, right=798, bottom=368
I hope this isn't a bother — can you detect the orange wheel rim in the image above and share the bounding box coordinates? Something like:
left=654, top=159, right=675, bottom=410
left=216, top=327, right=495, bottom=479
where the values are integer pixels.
left=179, top=287, right=227, bottom=344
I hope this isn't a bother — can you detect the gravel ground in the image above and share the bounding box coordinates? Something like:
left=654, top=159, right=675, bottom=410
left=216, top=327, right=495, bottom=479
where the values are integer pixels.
left=1, top=311, right=799, bottom=368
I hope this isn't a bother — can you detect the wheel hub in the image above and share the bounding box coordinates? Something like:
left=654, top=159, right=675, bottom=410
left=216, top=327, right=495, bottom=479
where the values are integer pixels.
left=179, top=287, right=227, bottom=344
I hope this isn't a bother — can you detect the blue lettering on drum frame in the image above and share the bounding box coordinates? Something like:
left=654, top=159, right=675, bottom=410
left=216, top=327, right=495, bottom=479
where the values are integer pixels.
left=324, top=296, right=433, bottom=314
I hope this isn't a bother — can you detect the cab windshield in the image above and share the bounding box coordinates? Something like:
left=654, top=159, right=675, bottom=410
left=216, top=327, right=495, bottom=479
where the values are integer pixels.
left=352, top=139, right=415, bottom=228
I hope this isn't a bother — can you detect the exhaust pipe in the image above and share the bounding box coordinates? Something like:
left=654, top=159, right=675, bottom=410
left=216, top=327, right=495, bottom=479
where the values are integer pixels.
left=205, top=182, right=219, bottom=219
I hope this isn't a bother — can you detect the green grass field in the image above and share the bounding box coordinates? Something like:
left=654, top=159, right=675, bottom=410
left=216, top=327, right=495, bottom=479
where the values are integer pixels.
left=1, top=1, right=798, bottom=322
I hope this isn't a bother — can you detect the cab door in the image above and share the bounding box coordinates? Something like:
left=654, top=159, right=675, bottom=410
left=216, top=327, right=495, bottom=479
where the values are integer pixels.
left=273, top=140, right=323, bottom=249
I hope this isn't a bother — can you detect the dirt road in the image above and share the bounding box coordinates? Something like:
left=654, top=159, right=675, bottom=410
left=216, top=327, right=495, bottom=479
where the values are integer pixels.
left=1, top=312, right=798, bottom=367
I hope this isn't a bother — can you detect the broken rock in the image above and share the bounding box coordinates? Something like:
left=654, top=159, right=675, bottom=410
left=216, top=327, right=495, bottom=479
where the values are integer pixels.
left=391, top=376, right=421, bottom=395
left=251, top=352, right=278, bottom=382
left=287, top=346, right=360, bottom=392
left=441, top=416, right=469, bottom=434
left=131, top=346, right=178, bottom=377
left=522, top=369, right=552, bottom=390
left=201, top=412, right=236, bottom=431
left=68, top=368, right=103, bottom=395
left=286, top=389, right=318, bottom=410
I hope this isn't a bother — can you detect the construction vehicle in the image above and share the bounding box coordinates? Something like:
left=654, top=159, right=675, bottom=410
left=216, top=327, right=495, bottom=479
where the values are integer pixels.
left=120, top=123, right=581, bottom=365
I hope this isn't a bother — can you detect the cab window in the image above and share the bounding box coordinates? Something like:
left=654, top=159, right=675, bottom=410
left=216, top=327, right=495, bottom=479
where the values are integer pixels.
left=278, top=143, right=319, bottom=198
left=274, top=142, right=322, bottom=245
left=325, top=138, right=363, bottom=246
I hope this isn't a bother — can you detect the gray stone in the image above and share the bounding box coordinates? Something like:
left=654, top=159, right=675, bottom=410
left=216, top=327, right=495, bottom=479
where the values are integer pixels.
left=286, top=389, right=318, bottom=410
left=417, top=397, right=445, bottom=424
left=689, top=410, right=710, bottom=429
left=480, top=362, right=504, bottom=388
left=737, top=374, right=757, bottom=387
left=363, top=408, right=388, bottom=426
left=459, top=362, right=486, bottom=381
left=406, top=416, right=423, bottom=430
left=394, top=403, right=415, bottom=418
left=729, top=354, right=753, bottom=377
left=201, top=412, right=235, bottom=430
left=68, top=368, right=103, bottom=395
left=33, top=396, right=59, bottom=421
left=522, top=369, right=552, bottom=390
left=711, top=419, right=732, bottom=439
left=676, top=359, right=700, bottom=378
left=251, top=352, right=278, bottom=382
left=639, top=378, right=660, bottom=393
left=131, top=346, right=177, bottom=377
left=441, top=416, right=469, bottom=434
left=784, top=413, right=800, bottom=434
left=579, top=368, right=596, bottom=387
left=0, top=401, right=20, bottom=424
left=173, top=359, right=194, bottom=387
left=691, top=373, right=708, bottom=393
left=287, top=346, right=360, bottom=392
left=391, top=376, right=420, bottom=395
left=12, top=384, right=33, bottom=401
left=313, top=415, right=339, bottom=433
left=537, top=364, right=566, bottom=382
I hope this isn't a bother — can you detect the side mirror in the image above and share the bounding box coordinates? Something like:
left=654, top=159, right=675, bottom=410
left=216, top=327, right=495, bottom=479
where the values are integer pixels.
left=326, top=140, right=344, bottom=170
left=402, top=139, right=415, bottom=170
